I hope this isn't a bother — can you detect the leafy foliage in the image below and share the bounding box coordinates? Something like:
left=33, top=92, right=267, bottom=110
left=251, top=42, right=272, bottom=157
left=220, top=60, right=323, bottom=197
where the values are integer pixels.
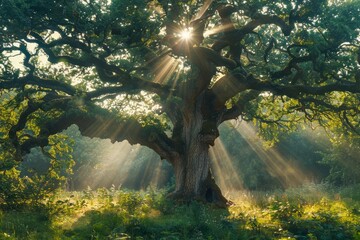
left=321, top=136, right=360, bottom=185
left=1, top=0, right=360, bottom=204
left=0, top=111, right=75, bottom=207
left=0, top=185, right=359, bottom=239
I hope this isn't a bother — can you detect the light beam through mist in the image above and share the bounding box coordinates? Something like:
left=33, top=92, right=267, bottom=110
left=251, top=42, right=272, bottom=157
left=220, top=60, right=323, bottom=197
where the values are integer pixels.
left=75, top=141, right=139, bottom=189
left=233, top=122, right=309, bottom=188
left=210, top=139, right=244, bottom=196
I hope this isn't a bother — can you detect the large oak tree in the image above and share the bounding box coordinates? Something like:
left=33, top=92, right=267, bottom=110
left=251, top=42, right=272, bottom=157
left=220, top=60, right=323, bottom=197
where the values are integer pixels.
left=1, top=0, right=360, bottom=206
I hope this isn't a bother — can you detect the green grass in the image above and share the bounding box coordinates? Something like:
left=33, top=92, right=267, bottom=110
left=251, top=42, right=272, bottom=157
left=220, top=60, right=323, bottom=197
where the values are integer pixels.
left=1, top=184, right=360, bottom=239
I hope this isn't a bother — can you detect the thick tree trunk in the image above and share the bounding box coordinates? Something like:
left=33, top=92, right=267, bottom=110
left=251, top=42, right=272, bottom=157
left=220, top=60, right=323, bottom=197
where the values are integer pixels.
left=168, top=98, right=229, bottom=207
left=170, top=151, right=229, bottom=207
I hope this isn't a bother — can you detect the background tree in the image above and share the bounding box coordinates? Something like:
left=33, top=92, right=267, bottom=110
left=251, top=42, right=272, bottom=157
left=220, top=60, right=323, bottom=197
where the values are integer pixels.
left=1, top=0, right=360, bottom=206
left=320, top=133, right=360, bottom=185
left=217, top=123, right=331, bottom=190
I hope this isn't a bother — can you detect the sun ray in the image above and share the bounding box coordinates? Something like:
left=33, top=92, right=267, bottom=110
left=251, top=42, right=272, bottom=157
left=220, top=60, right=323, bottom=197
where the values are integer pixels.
left=76, top=141, right=140, bottom=189
left=204, top=23, right=235, bottom=37
left=139, top=156, right=159, bottom=189
left=149, top=160, right=163, bottom=188
left=210, top=139, right=244, bottom=197
left=179, top=28, right=193, bottom=41
left=233, top=121, right=309, bottom=188
left=152, top=56, right=179, bottom=84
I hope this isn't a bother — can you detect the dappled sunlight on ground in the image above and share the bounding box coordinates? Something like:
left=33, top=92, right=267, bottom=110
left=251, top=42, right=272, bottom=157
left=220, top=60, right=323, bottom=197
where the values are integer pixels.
left=2, top=185, right=359, bottom=239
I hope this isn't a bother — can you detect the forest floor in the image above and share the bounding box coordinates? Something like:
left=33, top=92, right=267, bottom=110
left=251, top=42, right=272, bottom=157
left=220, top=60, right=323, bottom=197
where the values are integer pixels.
left=1, top=184, right=360, bottom=240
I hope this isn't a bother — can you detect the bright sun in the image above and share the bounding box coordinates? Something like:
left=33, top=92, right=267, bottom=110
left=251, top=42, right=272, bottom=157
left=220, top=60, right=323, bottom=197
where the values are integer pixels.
left=179, top=28, right=192, bottom=41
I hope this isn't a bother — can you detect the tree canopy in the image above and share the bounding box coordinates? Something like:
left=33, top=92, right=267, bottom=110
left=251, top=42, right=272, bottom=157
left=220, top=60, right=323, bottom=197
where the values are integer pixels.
left=1, top=0, right=360, bottom=205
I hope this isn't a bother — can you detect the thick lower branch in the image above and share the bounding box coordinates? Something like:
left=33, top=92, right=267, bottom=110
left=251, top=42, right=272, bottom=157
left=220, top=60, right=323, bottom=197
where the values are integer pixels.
left=209, top=71, right=255, bottom=109
left=13, top=102, right=177, bottom=161
left=211, top=70, right=360, bottom=111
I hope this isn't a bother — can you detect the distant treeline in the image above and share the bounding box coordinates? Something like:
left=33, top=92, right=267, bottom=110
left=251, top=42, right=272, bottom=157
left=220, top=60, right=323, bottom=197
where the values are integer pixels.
left=19, top=123, right=360, bottom=192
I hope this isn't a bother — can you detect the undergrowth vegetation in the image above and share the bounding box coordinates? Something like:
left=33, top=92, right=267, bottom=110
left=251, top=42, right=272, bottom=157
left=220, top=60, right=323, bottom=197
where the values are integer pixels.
left=0, top=184, right=360, bottom=240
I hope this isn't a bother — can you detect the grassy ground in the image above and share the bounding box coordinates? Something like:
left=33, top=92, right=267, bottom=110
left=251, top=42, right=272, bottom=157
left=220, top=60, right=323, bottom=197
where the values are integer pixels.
left=1, top=184, right=360, bottom=240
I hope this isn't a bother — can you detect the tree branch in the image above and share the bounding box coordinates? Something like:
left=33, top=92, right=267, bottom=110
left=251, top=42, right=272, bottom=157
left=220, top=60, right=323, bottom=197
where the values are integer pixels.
left=221, top=90, right=260, bottom=122
left=177, top=46, right=237, bottom=105
left=0, top=75, right=77, bottom=96
left=212, top=12, right=294, bottom=52
left=12, top=99, right=178, bottom=162
left=27, top=31, right=172, bottom=98
left=209, top=70, right=255, bottom=109
left=86, top=86, right=136, bottom=99
left=210, top=69, right=360, bottom=112
left=47, top=110, right=178, bottom=162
